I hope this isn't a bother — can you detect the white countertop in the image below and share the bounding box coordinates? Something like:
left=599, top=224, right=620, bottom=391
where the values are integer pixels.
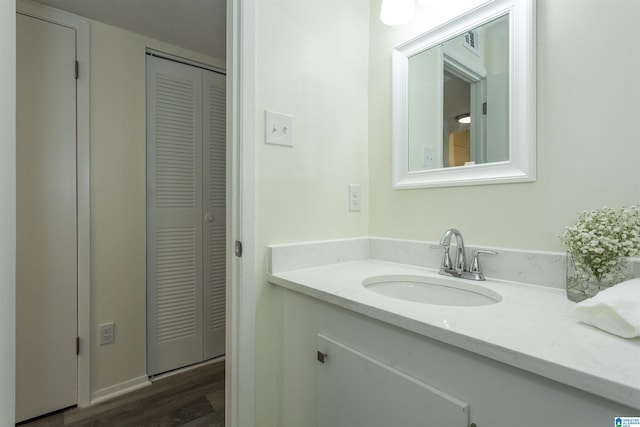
left=268, top=259, right=640, bottom=409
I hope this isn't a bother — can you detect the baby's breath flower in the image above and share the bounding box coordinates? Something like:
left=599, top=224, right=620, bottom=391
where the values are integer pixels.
left=561, top=205, right=640, bottom=281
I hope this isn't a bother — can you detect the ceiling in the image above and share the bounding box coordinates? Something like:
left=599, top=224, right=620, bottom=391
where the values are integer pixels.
left=29, top=0, right=226, bottom=60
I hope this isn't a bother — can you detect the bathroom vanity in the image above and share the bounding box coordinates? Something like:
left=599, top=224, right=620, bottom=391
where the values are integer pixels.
left=268, top=238, right=639, bottom=427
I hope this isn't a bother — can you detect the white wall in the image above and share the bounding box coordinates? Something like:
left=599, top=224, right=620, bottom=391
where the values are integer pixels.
left=368, top=0, right=640, bottom=250
left=254, top=0, right=371, bottom=424
left=0, top=1, right=16, bottom=422
left=89, top=20, right=224, bottom=394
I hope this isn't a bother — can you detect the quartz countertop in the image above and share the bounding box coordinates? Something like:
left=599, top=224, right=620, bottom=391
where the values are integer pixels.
left=268, top=259, right=640, bottom=409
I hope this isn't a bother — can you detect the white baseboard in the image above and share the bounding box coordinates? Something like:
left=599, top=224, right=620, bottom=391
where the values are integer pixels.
left=90, top=375, right=151, bottom=406
left=87, top=357, right=225, bottom=406
left=150, top=355, right=225, bottom=382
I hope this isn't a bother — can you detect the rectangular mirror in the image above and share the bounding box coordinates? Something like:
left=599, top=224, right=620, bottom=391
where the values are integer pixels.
left=393, top=0, right=535, bottom=188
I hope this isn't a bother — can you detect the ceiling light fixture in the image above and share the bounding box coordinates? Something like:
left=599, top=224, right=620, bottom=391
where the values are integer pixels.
left=380, top=0, right=416, bottom=26
left=456, top=113, right=471, bottom=124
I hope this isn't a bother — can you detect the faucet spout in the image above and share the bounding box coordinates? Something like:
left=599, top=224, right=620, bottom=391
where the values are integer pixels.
left=439, top=228, right=466, bottom=272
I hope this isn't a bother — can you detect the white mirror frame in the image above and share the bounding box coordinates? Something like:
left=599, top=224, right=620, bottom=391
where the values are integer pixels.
left=392, top=0, right=536, bottom=189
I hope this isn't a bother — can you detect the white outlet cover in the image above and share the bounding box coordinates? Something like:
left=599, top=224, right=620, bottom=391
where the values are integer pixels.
left=265, top=110, right=294, bottom=147
left=99, top=322, right=115, bottom=345
left=349, top=184, right=361, bottom=212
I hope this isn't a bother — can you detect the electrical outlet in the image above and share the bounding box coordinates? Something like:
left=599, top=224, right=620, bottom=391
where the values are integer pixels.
left=99, top=322, right=115, bottom=345
left=349, top=184, right=361, bottom=212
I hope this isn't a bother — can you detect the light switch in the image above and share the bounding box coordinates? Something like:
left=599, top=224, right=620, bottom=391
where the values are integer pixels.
left=265, top=110, right=294, bottom=147
left=349, top=184, right=361, bottom=212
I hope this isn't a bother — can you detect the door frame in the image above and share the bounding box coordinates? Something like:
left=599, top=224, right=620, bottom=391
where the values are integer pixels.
left=227, top=0, right=256, bottom=426
left=0, top=2, right=16, bottom=423
left=16, top=0, right=91, bottom=409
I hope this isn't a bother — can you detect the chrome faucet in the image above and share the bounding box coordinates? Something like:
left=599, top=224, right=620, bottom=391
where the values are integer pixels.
left=432, top=229, right=497, bottom=281
left=439, top=228, right=466, bottom=274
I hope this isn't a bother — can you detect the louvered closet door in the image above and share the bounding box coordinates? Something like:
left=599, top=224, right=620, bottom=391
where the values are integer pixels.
left=203, top=69, right=226, bottom=359
left=147, top=55, right=204, bottom=375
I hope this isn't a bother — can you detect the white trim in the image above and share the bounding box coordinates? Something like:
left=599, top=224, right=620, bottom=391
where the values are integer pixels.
left=145, top=48, right=226, bottom=75
left=0, top=1, right=16, bottom=423
left=16, top=0, right=92, bottom=409
left=392, top=0, right=536, bottom=189
left=90, top=375, right=151, bottom=405
left=150, top=356, right=225, bottom=382
left=442, top=47, right=486, bottom=82
left=149, top=355, right=226, bottom=383
left=227, top=0, right=256, bottom=426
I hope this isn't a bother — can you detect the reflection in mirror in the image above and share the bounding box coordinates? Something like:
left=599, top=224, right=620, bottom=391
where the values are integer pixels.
left=408, top=15, right=509, bottom=171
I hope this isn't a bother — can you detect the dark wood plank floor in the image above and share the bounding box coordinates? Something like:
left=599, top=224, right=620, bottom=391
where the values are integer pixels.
left=17, top=360, right=225, bottom=427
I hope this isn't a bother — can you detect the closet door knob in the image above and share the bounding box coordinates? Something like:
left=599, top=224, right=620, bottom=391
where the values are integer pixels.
left=205, top=213, right=214, bottom=223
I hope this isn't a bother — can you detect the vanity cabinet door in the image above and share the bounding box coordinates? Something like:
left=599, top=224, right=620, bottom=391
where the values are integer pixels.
left=317, top=333, right=469, bottom=427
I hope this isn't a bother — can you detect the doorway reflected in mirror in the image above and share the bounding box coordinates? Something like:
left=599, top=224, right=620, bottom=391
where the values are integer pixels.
left=407, top=14, right=508, bottom=172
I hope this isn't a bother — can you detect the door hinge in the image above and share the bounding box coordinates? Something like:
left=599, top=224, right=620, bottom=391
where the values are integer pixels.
left=482, top=102, right=487, bottom=115
left=235, top=240, right=243, bottom=257
left=75, top=61, right=79, bottom=79
left=76, top=336, right=80, bottom=355
left=317, top=351, right=328, bottom=364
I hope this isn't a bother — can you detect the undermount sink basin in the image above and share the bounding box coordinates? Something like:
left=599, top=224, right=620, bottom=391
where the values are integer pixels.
left=363, top=274, right=502, bottom=307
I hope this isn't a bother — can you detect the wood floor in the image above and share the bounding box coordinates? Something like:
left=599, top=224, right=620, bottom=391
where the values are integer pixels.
left=17, top=361, right=225, bottom=427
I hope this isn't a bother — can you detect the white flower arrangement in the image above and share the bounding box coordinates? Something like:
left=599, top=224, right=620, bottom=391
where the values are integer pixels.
left=561, top=205, right=640, bottom=284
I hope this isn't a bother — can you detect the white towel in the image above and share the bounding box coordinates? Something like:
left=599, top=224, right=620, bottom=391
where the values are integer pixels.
left=573, top=278, right=640, bottom=338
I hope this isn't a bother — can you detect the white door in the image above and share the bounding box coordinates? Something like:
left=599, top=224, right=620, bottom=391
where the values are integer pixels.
left=147, top=55, right=204, bottom=375
left=147, top=56, right=226, bottom=375
left=16, top=13, right=78, bottom=422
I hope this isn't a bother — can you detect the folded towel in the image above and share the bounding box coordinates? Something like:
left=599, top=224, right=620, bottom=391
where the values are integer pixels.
left=573, top=278, right=640, bottom=338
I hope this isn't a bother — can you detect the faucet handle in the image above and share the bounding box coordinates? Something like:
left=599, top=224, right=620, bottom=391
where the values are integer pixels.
left=431, top=244, right=452, bottom=270
left=469, top=249, right=497, bottom=276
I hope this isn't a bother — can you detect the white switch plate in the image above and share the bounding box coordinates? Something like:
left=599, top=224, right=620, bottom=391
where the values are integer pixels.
left=349, top=184, right=361, bottom=212
left=265, top=110, right=294, bottom=146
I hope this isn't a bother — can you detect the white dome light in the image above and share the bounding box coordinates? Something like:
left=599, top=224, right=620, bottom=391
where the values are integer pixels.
left=456, top=113, right=471, bottom=124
